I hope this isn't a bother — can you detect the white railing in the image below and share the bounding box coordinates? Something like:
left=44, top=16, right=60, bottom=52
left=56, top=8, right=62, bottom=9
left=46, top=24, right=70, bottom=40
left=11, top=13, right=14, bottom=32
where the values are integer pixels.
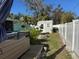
left=54, top=19, right=79, bottom=59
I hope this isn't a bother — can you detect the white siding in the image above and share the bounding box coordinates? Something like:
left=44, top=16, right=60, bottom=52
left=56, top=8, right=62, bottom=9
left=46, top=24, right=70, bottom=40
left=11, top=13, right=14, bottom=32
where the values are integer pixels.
left=37, top=20, right=53, bottom=33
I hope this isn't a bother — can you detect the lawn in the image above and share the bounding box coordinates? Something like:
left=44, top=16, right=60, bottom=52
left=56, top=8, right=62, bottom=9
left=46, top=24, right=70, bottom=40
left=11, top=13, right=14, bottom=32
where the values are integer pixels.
left=46, top=33, right=72, bottom=59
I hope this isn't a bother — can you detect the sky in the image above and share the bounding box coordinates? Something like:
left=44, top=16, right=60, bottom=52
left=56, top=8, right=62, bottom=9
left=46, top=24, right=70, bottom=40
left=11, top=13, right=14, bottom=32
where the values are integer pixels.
left=11, top=0, right=79, bottom=16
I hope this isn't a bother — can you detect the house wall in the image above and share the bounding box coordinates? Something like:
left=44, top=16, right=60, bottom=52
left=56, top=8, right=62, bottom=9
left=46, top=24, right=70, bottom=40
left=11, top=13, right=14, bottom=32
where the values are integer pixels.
left=37, top=20, right=53, bottom=33
left=13, top=21, right=31, bottom=32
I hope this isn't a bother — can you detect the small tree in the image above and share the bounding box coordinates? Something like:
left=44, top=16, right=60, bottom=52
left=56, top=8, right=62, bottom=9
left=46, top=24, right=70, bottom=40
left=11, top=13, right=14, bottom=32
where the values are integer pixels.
left=52, top=5, right=63, bottom=24
left=61, top=12, right=74, bottom=23
left=24, top=0, right=53, bottom=21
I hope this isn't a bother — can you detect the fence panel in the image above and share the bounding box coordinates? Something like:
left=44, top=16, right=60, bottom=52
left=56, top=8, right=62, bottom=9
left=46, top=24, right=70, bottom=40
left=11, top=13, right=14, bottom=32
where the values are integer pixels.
left=66, top=22, right=73, bottom=51
left=58, top=20, right=79, bottom=59
left=62, top=24, right=65, bottom=38
left=74, top=21, right=79, bottom=56
left=59, top=25, right=62, bottom=35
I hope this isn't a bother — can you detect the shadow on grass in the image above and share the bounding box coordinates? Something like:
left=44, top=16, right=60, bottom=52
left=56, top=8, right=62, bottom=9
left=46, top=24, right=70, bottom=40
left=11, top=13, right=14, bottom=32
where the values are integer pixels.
left=47, top=45, right=66, bottom=59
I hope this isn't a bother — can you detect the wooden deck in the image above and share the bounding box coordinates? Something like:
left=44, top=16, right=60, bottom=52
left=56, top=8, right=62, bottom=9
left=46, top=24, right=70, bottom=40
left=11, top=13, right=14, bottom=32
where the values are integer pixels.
left=0, top=36, right=30, bottom=59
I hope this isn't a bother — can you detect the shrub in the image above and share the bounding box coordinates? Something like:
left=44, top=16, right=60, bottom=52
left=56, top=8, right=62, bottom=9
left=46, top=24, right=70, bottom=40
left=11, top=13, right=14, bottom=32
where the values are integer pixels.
left=29, top=28, right=40, bottom=44
left=52, top=27, right=59, bottom=33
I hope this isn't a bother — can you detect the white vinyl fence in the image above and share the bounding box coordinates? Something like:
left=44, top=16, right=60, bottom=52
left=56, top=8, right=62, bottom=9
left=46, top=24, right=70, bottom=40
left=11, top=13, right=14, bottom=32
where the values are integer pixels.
left=56, top=20, right=79, bottom=59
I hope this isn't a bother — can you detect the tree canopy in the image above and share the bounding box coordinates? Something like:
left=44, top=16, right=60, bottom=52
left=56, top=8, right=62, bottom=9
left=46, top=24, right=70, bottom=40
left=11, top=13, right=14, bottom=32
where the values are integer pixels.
left=9, top=0, right=76, bottom=25
left=24, top=0, right=53, bottom=21
left=24, top=0, right=75, bottom=24
left=61, top=12, right=74, bottom=23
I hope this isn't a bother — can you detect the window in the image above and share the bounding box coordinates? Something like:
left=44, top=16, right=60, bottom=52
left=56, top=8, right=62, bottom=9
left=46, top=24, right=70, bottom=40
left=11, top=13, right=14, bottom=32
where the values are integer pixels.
left=40, top=24, right=43, bottom=29
left=47, top=23, right=50, bottom=27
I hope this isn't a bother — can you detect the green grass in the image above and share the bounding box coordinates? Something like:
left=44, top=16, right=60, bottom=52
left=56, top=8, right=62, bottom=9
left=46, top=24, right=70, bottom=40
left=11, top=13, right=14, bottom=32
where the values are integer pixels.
left=47, top=33, right=72, bottom=59
left=48, top=33, right=61, bottom=50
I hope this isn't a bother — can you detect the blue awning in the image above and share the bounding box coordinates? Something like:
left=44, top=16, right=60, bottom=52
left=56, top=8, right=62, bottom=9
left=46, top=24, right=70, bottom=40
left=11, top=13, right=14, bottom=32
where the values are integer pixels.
left=0, top=0, right=13, bottom=42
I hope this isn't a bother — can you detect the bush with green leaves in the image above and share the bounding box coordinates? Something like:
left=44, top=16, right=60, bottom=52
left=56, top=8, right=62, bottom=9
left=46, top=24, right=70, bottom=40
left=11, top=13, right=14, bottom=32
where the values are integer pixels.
left=29, top=28, right=40, bottom=44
